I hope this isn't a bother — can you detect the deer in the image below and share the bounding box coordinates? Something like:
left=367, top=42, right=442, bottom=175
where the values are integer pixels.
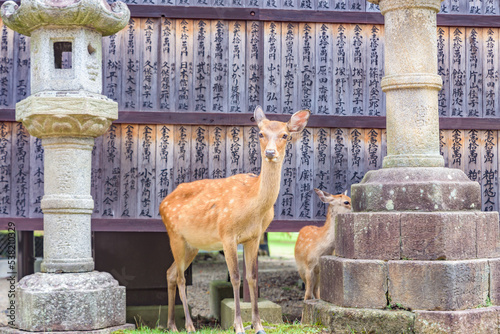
left=160, top=106, right=310, bottom=334
left=294, top=188, right=351, bottom=300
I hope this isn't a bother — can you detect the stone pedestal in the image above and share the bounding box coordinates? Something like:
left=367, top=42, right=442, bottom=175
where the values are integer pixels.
left=302, top=0, right=500, bottom=332
left=0, top=0, right=130, bottom=331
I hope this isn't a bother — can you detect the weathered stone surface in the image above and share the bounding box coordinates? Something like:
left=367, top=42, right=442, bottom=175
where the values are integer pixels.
left=388, top=260, right=489, bottom=311
left=477, top=212, right=500, bottom=258
left=400, top=212, right=476, bottom=260
left=320, top=256, right=388, bottom=309
left=336, top=212, right=400, bottom=260
left=209, top=280, right=243, bottom=320
left=489, top=259, right=500, bottom=305
left=414, top=307, right=500, bottom=334
left=220, top=298, right=282, bottom=330
left=351, top=168, right=481, bottom=212
left=302, top=299, right=415, bottom=334
left=16, top=272, right=127, bottom=331
left=0, top=324, right=135, bottom=334
left=127, top=305, right=188, bottom=330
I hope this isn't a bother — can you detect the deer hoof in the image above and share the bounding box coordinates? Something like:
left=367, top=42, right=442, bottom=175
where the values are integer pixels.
left=256, top=331, right=266, bottom=334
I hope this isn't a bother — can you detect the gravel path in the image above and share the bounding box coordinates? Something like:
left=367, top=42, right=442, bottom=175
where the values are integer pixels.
left=187, top=252, right=305, bottom=323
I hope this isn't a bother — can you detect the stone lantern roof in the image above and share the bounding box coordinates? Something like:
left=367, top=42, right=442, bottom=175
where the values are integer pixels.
left=0, top=0, right=130, bottom=37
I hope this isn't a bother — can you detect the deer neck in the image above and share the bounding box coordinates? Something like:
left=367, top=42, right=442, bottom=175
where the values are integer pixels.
left=256, top=159, right=283, bottom=211
left=323, top=207, right=338, bottom=236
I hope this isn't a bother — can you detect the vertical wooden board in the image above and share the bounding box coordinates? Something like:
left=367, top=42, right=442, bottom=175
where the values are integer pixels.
left=139, top=18, right=159, bottom=111
left=313, top=128, right=331, bottom=219
left=278, top=136, right=296, bottom=220
left=29, top=136, right=44, bottom=218
left=229, top=21, right=246, bottom=113
left=364, top=128, right=382, bottom=171
left=439, top=130, right=449, bottom=167
left=91, top=136, right=103, bottom=218
left=296, top=127, right=314, bottom=220
left=247, top=21, right=263, bottom=112
left=333, top=0, right=347, bottom=10
left=229, top=0, right=244, bottom=6
left=437, top=27, right=450, bottom=116
left=159, top=18, right=176, bottom=111
left=440, top=0, right=451, bottom=13
left=482, top=130, right=498, bottom=212
left=120, top=124, right=139, bottom=218
left=333, top=24, right=350, bottom=115
left=246, top=0, right=260, bottom=8
left=484, top=0, right=499, bottom=14
left=283, top=0, right=298, bottom=9
left=209, top=126, right=227, bottom=178
left=467, top=0, right=482, bottom=14
left=0, top=122, right=11, bottom=216
left=349, top=0, right=365, bottom=11
left=347, top=128, right=365, bottom=193
left=13, top=34, right=30, bottom=103
left=159, top=0, right=175, bottom=6
left=349, top=24, right=366, bottom=115
left=316, top=23, right=334, bottom=115
left=226, top=126, right=244, bottom=177
left=450, top=27, right=466, bottom=117
left=211, top=20, right=229, bottom=113
left=483, top=28, right=499, bottom=117
left=243, top=126, right=261, bottom=175
left=101, top=124, right=121, bottom=218
left=331, top=128, right=348, bottom=195
left=281, top=22, right=299, bottom=114
left=466, top=28, right=482, bottom=117
left=156, top=124, right=174, bottom=217
left=173, top=125, right=192, bottom=187
left=449, top=129, right=465, bottom=170
left=137, top=125, right=156, bottom=218
left=213, top=0, right=228, bottom=7
left=299, top=23, right=315, bottom=112
left=11, top=122, right=29, bottom=217
left=299, top=0, right=315, bottom=10
left=191, top=126, right=209, bottom=181
left=177, top=0, right=190, bottom=6
left=176, top=20, right=194, bottom=112
left=262, top=0, right=279, bottom=9
left=122, top=19, right=140, bottom=110
left=0, top=23, right=15, bottom=108
left=366, top=25, right=383, bottom=116
left=450, top=0, right=467, bottom=13
left=264, top=22, right=281, bottom=114
left=103, top=32, right=123, bottom=103
left=381, top=129, right=387, bottom=164
left=464, top=129, right=482, bottom=184
left=366, top=1, right=380, bottom=12
left=193, top=20, right=211, bottom=112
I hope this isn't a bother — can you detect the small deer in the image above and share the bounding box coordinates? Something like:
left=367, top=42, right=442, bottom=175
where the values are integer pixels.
left=160, top=106, right=310, bottom=334
left=294, top=188, right=351, bottom=300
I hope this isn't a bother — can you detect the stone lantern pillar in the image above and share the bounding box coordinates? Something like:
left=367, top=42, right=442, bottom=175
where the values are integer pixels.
left=0, top=0, right=132, bottom=332
left=304, top=0, right=500, bottom=332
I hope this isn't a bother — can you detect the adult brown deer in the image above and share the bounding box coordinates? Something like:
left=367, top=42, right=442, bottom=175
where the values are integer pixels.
left=160, top=106, right=310, bottom=334
left=294, top=188, right=351, bottom=300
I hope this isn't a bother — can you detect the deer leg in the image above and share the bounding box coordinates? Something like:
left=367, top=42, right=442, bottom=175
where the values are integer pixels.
left=304, top=269, right=315, bottom=300
left=313, top=266, right=320, bottom=300
left=223, top=241, right=245, bottom=334
left=166, top=262, right=179, bottom=332
left=244, top=239, right=266, bottom=334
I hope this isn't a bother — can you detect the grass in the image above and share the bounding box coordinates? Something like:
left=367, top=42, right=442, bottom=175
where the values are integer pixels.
left=115, top=322, right=327, bottom=334
left=267, top=232, right=298, bottom=258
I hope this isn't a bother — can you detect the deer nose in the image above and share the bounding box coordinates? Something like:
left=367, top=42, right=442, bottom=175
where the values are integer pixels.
left=265, top=149, right=276, bottom=159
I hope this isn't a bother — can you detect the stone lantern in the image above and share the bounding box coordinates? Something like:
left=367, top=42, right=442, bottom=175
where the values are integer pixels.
left=0, top=0, right=132, bottom=332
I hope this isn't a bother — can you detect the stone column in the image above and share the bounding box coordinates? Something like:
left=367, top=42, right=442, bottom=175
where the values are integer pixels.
left=303, top=0, right=500, bottom=332
left=0, top=0, right=133, bottom=332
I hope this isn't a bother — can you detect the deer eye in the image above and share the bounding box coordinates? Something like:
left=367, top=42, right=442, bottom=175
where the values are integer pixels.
left=259, top=133, right=264, bottom=138
left=344, top=201, right=350, bottom=205
left=282, top=134, right=288, bottom=140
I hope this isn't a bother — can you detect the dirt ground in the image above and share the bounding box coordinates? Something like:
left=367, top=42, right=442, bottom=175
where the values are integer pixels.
left=188, top=252, right=305, bottom=325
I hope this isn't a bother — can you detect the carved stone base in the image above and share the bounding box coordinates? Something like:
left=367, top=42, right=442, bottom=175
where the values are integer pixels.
left=14, top=271, right=126, bottom=331
left=0, top=324, right=135, bottom=334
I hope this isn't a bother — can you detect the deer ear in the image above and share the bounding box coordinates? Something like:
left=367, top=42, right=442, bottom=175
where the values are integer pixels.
left=287, top=109, right=311, bottom=133
left=254, top=106, right=267, bottom=126
left=343, top=190, right=348, bottom=196
left=314, top=188, right=329, bottom=203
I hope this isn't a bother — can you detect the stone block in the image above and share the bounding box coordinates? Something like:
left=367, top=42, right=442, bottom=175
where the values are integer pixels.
left=477, top=212, right=500, bottom=258
left=351, top=167, right=481, bottom=212
left=209, top=280, right=243, bottom=320
left=400, top=212, right=476, bottom=260
left=126, top=305, right=189, bottom=330
left=388, top=260, right=489, bottom=311
left=489, top=258, right=500, bottom=305
left=320, top=256, right=388, bottom=309
left=0, top=324, right=135, bottom=334
left=302, top=299, right=415, bottom=333
left=336, top=212, right=400, bottom=260
left=414, top=307, right=500, bottom=334
left=16, top=272, right=126, bottom=331
left=220, top=298, right=282, bottom=330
